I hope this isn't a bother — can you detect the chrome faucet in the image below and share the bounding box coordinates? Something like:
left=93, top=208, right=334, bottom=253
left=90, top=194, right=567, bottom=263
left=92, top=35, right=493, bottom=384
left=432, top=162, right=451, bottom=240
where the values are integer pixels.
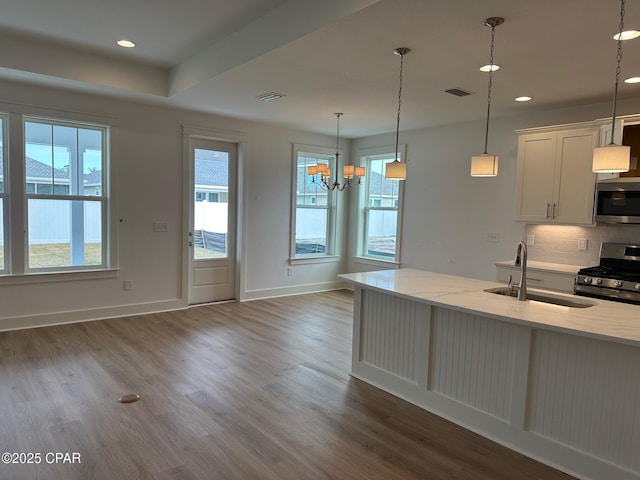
left=511, top=241, right=528, bottom=301
left=507, top=242, right=527, bottom=300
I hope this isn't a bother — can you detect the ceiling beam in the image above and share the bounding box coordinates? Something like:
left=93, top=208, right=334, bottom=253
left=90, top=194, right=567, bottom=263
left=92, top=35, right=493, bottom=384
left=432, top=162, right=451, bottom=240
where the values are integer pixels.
left=169, top=0, right=381, bottom=96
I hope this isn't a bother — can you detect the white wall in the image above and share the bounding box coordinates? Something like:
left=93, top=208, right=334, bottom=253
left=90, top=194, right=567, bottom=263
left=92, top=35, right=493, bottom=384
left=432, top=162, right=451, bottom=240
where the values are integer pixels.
left=3, top=75, right=640, bottom=329
left=347, top=97, right=640, bottom=281
left=0, top=78, right=348, bottom=328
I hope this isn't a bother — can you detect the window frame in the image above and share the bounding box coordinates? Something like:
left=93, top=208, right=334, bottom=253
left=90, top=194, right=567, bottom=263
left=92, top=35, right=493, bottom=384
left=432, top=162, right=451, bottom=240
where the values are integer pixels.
left=23, top=116, right=110, bottom=273
left=0, top=113, right=7, bottom=275
left=355, top=145, right=405, bottom=266
left=0, top=110, right=116, bottom=283
left=289, top=143, right=339, bottom=264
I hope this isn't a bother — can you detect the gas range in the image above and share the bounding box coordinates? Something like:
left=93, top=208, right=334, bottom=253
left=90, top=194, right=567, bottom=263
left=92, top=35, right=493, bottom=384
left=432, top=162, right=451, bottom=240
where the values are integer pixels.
left=574, top=243, right=640, bottom=305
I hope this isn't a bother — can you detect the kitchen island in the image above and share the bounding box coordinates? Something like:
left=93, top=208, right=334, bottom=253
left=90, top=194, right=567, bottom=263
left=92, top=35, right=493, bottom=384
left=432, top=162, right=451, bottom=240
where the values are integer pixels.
left=338, top=268, right=640, bottom=480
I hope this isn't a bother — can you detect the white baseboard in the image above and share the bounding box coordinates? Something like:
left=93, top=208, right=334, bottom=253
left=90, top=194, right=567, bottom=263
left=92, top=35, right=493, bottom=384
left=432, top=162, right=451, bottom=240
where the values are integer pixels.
left=241, top=280, right=348, bottom=301
left=0, top=299, right=187, bottom=332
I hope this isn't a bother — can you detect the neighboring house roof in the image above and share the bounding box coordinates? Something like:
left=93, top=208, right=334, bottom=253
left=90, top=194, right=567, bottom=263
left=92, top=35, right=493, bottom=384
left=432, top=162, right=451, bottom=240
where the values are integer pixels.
left=26, top=156, right=69, bottom=180
left=195, top=158, right=228, bottom=187
left=24, top=156, right=102, bottom=187
left=84, top=170, right=102, bottom=186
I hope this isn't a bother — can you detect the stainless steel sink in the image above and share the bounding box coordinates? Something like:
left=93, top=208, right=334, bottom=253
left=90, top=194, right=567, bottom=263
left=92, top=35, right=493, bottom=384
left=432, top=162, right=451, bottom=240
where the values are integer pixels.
left=484, top=287, right=595, bottom=308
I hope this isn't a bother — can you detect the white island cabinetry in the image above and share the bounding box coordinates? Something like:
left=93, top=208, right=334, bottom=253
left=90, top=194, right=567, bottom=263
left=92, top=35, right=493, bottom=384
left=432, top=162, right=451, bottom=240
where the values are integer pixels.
left=339, top=269, right=640, bottom=480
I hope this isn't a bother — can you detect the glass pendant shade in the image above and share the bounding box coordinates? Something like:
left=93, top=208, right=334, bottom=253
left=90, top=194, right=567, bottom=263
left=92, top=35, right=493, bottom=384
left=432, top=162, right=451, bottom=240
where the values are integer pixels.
left=592, top=144, right=631, bottom=173
left=470, top=154, right=499, bottom=177
left=385, top=160, right=407, bottom=180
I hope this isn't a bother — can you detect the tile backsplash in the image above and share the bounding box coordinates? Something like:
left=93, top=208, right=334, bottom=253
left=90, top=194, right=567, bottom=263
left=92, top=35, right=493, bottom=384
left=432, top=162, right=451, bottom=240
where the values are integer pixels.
left=525, top=224, right=640, bottom=267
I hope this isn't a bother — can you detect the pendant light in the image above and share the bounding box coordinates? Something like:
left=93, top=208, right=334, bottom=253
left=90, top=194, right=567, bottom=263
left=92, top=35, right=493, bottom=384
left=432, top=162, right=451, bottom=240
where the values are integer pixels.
left=471, top=17, right=504, bottom=177
left=308, top=113, right=365, bottom=191
left=592, top=0, right=631, bottom=173
left=385, top=48, right=410, bottom=180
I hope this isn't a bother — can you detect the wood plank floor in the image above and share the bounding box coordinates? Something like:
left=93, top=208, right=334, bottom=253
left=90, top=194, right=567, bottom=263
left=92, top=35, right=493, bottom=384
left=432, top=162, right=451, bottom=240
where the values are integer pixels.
left=0, top=290, right=575, bottom=480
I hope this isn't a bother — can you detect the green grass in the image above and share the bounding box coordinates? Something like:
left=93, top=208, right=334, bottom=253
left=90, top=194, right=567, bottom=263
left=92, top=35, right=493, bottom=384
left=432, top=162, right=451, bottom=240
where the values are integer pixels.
left=194, top=247, right=227, bottom=259
left=28, top=243, right=102, bottom=268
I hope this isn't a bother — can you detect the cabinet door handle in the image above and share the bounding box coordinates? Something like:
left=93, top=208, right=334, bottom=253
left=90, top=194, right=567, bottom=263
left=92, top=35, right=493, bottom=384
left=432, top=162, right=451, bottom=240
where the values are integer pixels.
left=546, top=203, right=551, bottom=219
left=552, top=203, right=557, bottom=219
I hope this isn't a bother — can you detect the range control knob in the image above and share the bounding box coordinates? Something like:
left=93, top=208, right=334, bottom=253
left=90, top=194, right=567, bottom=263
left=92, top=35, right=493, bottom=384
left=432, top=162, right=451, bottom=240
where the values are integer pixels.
left=595, top=278, right=603, bottom=285
left=635, top=284, right=640, bottom=291
left=614, top=280, right=623, bottom=288
left=583, top=277, right=593, bottom=284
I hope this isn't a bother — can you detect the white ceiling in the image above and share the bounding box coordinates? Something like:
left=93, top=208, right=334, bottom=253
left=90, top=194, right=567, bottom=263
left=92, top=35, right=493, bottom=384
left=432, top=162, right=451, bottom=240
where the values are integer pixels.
left=0, top=0, right=639, bottom=138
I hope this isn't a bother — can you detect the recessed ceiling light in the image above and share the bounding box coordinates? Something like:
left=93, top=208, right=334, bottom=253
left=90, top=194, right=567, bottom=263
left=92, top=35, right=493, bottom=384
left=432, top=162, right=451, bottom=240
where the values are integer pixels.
left=613, top=30, right=640, bottom=41
left=515, top=96, right=532, bottom=102
left=116, top=39, right=136, bottom=48
left=480, top=64, right=500, bottom=72
left=625, top=76, right=640, bottom=84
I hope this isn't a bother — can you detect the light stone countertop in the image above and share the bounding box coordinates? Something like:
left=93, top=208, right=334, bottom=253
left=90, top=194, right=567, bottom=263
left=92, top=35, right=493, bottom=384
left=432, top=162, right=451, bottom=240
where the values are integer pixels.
left=338, top=268, right=640, bottom=347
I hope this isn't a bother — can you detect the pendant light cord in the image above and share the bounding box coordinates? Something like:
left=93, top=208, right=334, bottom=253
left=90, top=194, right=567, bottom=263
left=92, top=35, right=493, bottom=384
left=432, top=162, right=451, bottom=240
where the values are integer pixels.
left=483, top=24, right=497, bottom=155
left=395, top=52, right=405, bottom=162
left=610, top=0, right=625, bottom=145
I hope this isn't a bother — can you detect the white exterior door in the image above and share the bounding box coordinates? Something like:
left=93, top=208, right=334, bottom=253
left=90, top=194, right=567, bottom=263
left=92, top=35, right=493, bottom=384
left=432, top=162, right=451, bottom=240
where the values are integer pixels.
left=188, top=138, right=237, bottom=304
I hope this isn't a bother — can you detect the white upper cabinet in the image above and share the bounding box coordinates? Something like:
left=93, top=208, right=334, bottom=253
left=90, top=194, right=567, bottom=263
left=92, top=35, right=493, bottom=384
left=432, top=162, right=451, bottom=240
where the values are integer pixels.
left=515, top=125, right=599, bottom=225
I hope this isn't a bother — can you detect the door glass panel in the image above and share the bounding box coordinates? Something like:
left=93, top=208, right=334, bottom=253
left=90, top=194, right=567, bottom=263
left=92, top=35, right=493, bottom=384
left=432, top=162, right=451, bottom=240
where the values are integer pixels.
left=194, top=148, right=229, bottom=259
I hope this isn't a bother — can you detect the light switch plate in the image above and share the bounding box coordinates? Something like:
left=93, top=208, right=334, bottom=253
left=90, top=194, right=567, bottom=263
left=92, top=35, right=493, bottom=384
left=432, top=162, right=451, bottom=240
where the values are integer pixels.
left=526, top=234, right=535, bottom=246
left=153, top=221, right=168, bottom=232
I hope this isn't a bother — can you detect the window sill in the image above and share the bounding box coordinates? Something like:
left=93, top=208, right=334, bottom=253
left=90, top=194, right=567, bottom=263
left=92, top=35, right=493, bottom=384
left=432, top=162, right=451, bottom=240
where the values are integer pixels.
left=352, top=256, right=400, bottom=269
left=289, top=255, right=340, bottom=266
left=0, top=268, right=119, bottom=285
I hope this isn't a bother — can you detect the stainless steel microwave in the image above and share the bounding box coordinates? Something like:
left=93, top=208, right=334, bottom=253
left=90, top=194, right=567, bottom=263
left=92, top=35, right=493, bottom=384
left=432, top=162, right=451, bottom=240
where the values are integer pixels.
left=595, top=178, right=640, bottom=223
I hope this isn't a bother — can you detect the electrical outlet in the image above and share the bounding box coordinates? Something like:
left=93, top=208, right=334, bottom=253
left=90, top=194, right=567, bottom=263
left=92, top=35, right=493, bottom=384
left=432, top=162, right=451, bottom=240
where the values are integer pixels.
left=526, top=234, right=535, bottom=246
left=123, top=280, right=132, bottom=291
left=486, top=232, right=499, bottom=243
left=578, top=238, right=588, bottom=251
left=287, top=267, right=293, bottom=277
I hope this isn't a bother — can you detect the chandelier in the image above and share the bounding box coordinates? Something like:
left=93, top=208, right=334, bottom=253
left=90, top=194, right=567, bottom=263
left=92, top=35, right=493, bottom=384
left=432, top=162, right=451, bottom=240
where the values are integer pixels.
left=307, top=113, right=364, bottom=191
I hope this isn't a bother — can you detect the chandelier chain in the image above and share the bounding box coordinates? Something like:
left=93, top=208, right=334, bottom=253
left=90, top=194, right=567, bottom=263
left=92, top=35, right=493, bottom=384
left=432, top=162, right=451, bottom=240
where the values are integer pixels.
left=610, top=0, right=625, bottom=144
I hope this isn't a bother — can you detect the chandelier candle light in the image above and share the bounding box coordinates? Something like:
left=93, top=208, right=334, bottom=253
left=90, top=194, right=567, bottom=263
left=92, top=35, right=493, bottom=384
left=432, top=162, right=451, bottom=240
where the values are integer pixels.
left=308, top=113, right=364, bottom=191
left=471, top=17, right=504, bottom=177
left=385, top=47, right=410, bottom=180
left=592, top=0, right=631, bottom=173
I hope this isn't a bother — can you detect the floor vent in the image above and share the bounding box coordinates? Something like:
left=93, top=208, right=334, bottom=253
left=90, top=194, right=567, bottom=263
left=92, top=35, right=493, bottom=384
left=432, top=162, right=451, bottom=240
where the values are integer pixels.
left=444, top=87, right=473, bottom=97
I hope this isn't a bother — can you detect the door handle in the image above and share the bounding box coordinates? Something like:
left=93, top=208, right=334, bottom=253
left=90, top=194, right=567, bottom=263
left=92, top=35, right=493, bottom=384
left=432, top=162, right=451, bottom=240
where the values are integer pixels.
left=552, top=203, right=557, bottom=219
left=189, top=241, right=193, bottom=247
left=546, top=203, right=551, bottom=219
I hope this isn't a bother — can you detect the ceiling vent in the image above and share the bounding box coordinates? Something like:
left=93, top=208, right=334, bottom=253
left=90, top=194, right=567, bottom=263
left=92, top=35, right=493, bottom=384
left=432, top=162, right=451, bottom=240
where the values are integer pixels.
left=444, top=87, right=473, bottom=97
left=257, top=92, right=286, bottom=102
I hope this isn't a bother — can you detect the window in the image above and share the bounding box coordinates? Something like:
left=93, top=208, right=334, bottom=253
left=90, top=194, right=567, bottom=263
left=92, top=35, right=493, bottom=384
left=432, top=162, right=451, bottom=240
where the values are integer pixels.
left=21, top=117, right=109, bottom=272
left=291, top=144, right=336, bottom=259
left=358, top=147, right=404, bottom=263
left=0, top=114, right=6, bottom=274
